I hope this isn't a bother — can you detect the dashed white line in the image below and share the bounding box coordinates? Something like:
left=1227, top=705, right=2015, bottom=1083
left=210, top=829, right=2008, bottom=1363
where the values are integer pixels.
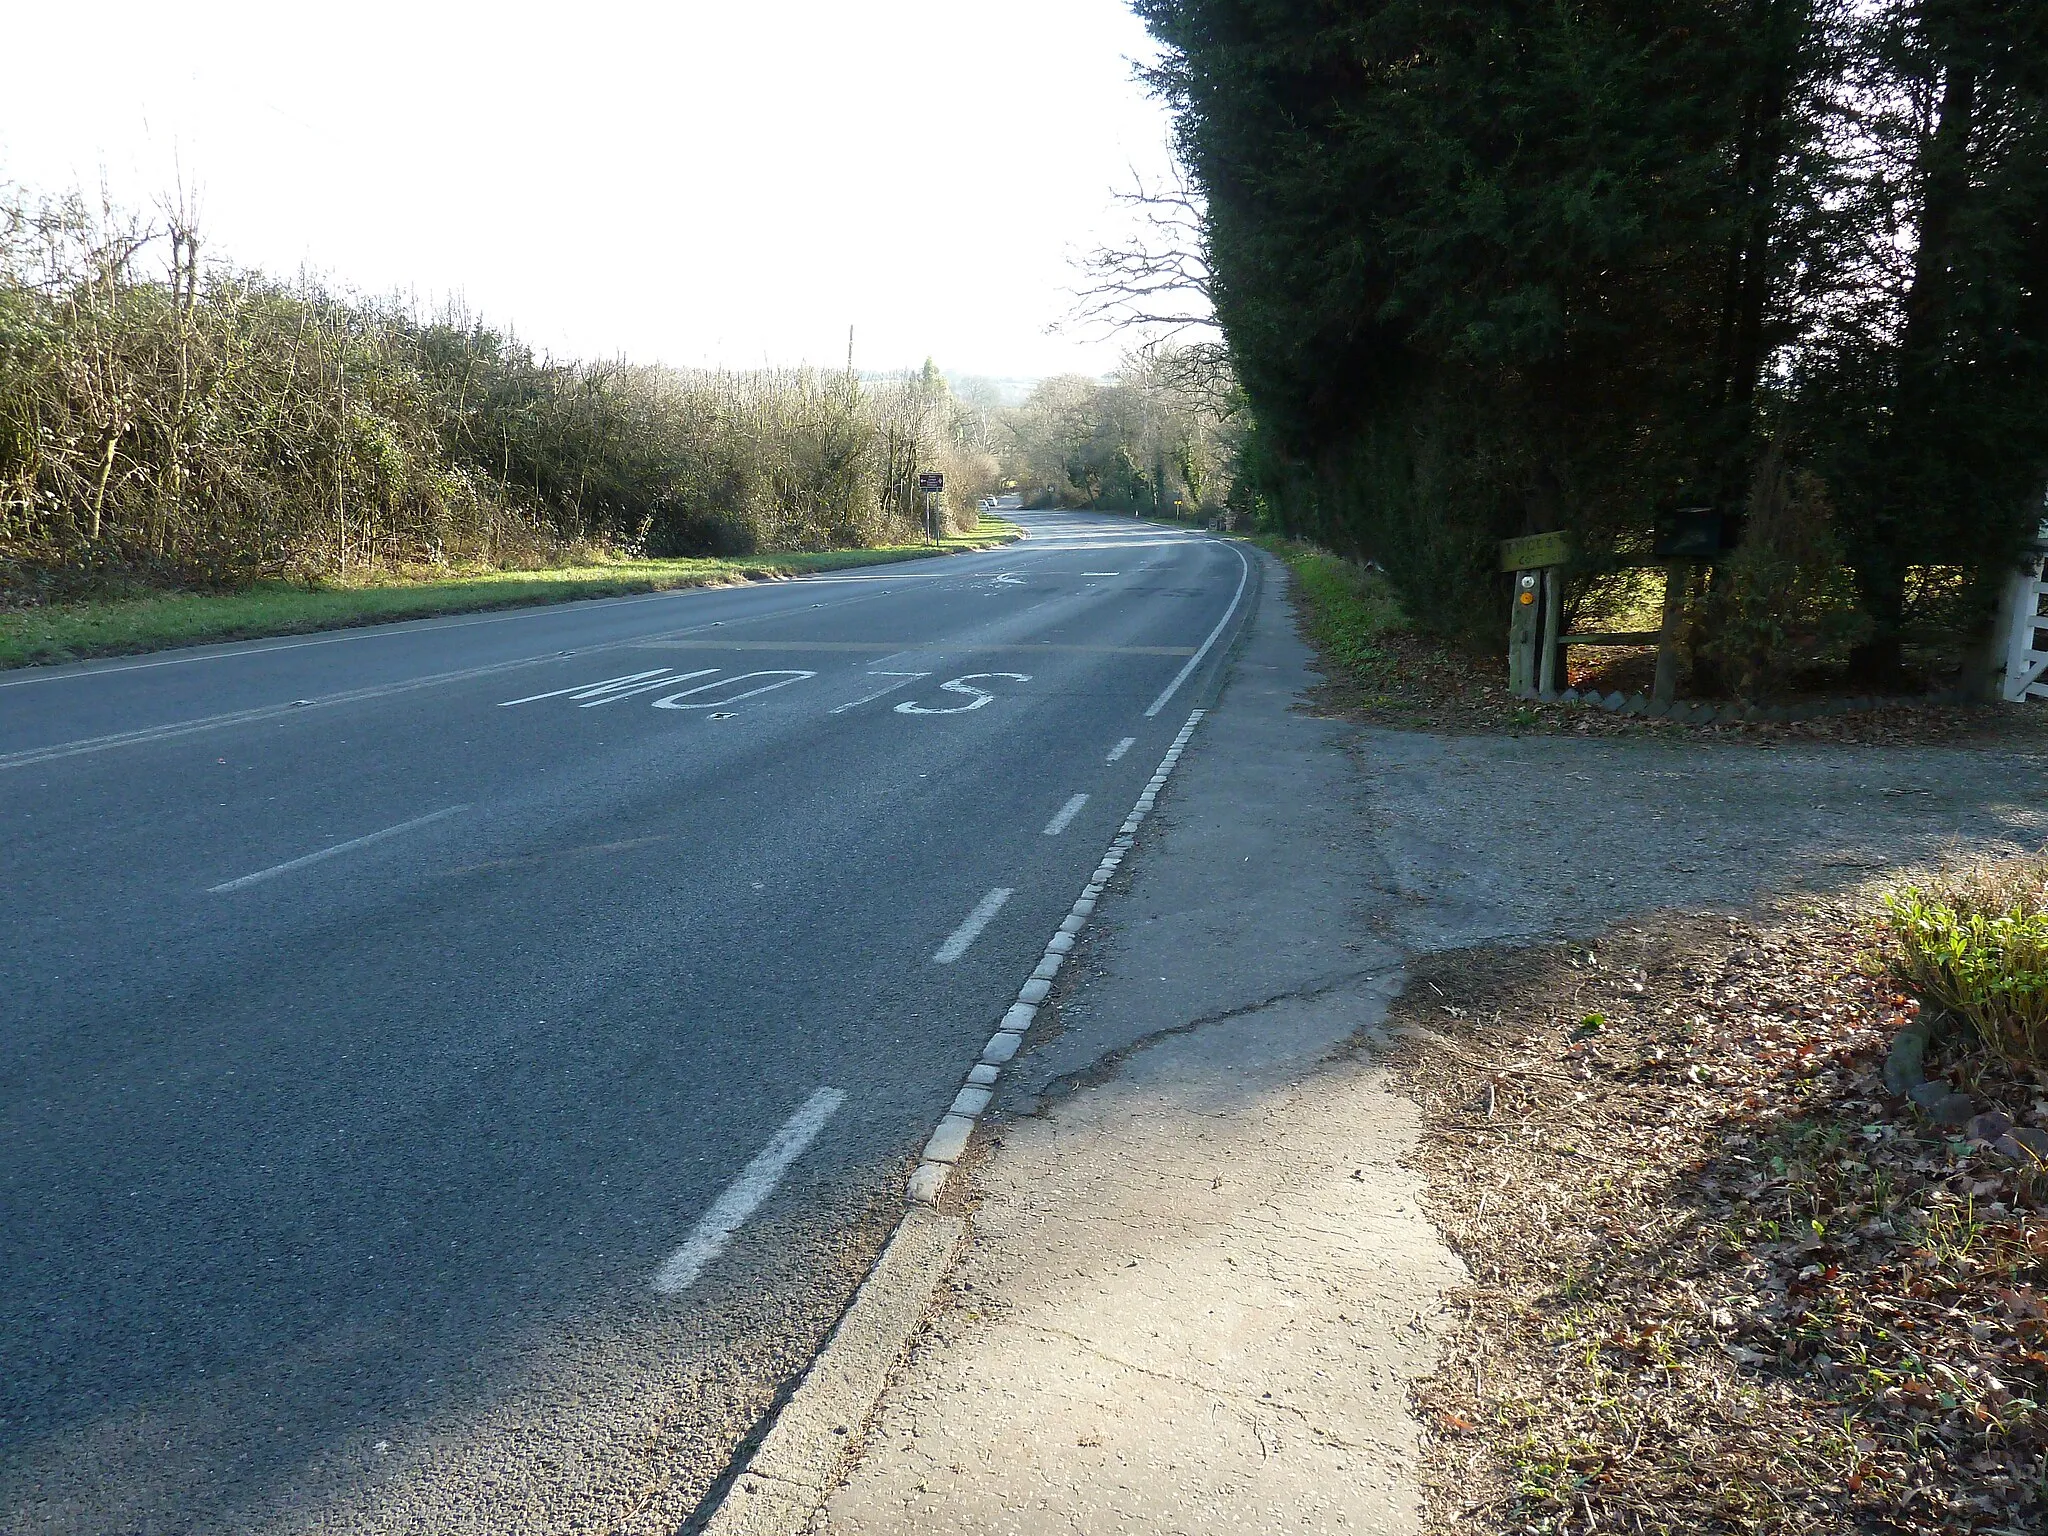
left=1143, top=542, right=1252, bottom=717
left=906, top=708, right=1210, bottom=1205
left=209, top=805, right=467, bottom=892
left=1106, top=736, right=1137, bottom=763
left=651, top=1087, right=846, bottom=1295
left=933, top=887, right=1014, bottom=963
left=1042, top=794, right=1089, bottom=836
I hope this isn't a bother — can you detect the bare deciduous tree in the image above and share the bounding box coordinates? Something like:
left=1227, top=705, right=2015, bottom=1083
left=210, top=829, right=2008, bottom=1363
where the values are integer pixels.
left=1066, top=159, right=1218, bottom=344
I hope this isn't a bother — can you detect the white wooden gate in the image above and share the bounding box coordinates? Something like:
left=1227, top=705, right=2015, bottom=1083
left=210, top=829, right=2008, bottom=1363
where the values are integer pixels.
left=1999, top=535, right=2048, bottom=703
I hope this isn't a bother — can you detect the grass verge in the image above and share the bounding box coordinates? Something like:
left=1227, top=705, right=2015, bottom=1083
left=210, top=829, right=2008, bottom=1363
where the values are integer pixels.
left=1386, top=885, right=2048, bottom=1536
left=0, top=522, right=1021, bottom=670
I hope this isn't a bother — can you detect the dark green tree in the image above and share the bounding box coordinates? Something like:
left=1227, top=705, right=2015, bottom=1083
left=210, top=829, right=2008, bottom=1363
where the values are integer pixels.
left=1138, top=0, right=2048, bottom=690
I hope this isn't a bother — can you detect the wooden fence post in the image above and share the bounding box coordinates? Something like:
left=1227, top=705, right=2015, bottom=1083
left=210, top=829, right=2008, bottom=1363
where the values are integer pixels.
left=1539, top=567, right=1562, bottom=696
left=1651, top=562, right=1689, bottom=707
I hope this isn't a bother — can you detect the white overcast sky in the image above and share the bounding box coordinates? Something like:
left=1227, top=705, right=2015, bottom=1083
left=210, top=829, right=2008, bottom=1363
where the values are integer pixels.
left=2, top=1, right=1176, bottom=378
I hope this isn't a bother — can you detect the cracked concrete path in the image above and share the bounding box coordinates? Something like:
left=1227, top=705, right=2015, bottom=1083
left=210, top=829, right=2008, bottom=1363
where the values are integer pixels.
left=819, top=553, right=1460, bottom=1535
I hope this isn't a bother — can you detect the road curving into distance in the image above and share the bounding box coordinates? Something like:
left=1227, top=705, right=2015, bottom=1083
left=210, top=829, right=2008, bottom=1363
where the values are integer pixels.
left=0, top=509, right=1257, bottom=1535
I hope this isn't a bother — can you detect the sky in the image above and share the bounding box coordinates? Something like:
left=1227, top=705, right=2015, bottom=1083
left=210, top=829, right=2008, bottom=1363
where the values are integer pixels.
left=1, top=1, right=1179, bottom=378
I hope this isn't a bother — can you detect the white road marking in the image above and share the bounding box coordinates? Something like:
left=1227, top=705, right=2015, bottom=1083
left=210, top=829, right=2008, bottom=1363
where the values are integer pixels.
left=0, top=569, right=978, bottom=764
left=209, top=805, right=467, bottom=892
left=1082, top=572, right=1120, bottom=576
left=992, top=573, right=1024, bottom=586
left=650, top=1087, right=846, bottom=1295
left=933, top=887, right=1014, bottom=963
left=651, top=670, right=816, bottom=709
left=0, top=654, right=614, bottom=773
left=829, top=671, right=932, bottom=714
left=1042, top=794, right=1089, bottom=836
left=498, top=668, right=697, bottom=707
left=895, top=673, right=1030, bottom=715
left=581, top=670, right=718, bottom=706
left=906, top=706, right=1213, bottom=1204
left=1106, top=736, right=1137, bottom=763
left=1143, top=542, right=1252, bottom=717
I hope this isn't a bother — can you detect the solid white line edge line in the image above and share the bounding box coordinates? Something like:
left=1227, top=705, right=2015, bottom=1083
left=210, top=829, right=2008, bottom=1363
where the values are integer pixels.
left=1142, top=541, right=1251, bottom=718
left=651, top=1087, right=847, bottom=1295
left=906, top=708, right=1208, bottom=1205
left=208, top=805, right=468, bottom=892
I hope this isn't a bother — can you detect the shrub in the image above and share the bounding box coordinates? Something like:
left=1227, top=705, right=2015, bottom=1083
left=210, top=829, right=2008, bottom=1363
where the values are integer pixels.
left=1693, top=445, right=1870, bottom=699
left=0, top=183, right=994, bottom=595
left=1881, top=852, right=2048, bottom=1074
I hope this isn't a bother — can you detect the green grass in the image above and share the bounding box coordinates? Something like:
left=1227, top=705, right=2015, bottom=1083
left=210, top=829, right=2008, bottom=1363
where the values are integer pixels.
left=1881, top=849, right=2048, bottom=1072
left=1256, top=537, right=1407, bottom=677
left=0, top=521, right=1021, bottom=670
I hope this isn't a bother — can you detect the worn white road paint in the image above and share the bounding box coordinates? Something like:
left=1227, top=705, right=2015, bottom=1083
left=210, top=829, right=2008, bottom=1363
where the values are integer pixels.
left=895, top=673, right=1030, bottom=716
left=829, top=671, right=932, bottom=715
left=1082, top=572, right=1120, bottom=577
left=1106, top=736, right=1137, bottom=763
left=1042, top=794, right=1089, bottom=837
left=650, top=1087, right=847, bottom=1296
left=498, top=669, right=676, bottom=707
left=210, top=805, right=467, bottom=892
left=579, top=670, right=719, bottom=706
left=651, top=670, right=816, bottom=709
left=933, top=887, right=1014, bottom=964
left=1144, top=542, right=1252, bottom=718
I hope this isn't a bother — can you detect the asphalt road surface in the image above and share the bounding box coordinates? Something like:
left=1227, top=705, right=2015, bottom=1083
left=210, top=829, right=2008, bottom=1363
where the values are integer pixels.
left=0, top=510, right=1257, bottom=1535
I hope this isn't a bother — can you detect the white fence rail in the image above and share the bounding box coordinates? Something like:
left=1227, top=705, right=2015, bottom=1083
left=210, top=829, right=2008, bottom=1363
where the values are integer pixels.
left=1998, top=537, right=2048, bottom=703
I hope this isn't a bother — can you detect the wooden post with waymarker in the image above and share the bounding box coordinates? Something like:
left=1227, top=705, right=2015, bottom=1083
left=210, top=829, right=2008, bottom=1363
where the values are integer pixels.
left=1499, top=531, right=1571, bottom=700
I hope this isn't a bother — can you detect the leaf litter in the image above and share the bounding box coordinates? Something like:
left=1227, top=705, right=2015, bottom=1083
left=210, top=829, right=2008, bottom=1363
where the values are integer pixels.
left=1383, top=901, right=2048, bottom=1535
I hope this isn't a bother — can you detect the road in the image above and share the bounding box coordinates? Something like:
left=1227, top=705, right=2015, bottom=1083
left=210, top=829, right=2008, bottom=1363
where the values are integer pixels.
left=0, top=510, right=1257, bottom=1535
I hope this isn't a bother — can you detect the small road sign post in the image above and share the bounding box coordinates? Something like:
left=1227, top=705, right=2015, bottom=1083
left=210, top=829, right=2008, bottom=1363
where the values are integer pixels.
left=918, top=472, right=944, bottom=544
left=1499, top=533, right=1572, bottom=698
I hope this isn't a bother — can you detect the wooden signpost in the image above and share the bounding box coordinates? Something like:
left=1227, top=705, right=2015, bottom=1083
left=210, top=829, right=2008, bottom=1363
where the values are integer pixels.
left=1500, top=534, right=1570, bottom=699
left=1500, top=532, right=1691, bottom=706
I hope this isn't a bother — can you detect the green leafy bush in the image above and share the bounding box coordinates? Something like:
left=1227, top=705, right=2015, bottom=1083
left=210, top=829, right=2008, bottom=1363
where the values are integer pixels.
left=1881, top=854, right=2048, bottom=1074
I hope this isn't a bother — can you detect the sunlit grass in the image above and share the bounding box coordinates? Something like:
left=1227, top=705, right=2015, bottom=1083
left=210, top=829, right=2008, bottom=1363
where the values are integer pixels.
left=0, top=520, right=1021, bottom=670
left=1256, top=536, right=1408, bottom=678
